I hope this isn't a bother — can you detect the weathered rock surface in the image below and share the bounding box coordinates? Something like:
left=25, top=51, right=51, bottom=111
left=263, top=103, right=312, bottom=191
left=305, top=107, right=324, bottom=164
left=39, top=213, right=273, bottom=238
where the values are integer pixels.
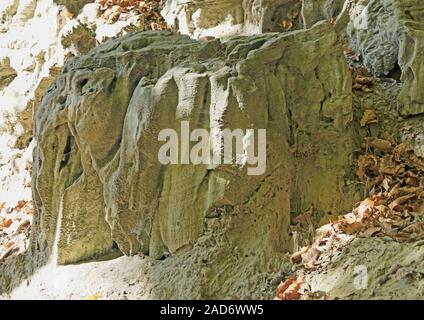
left=54, top=0, right=94, bottom=15
left=2, top=0, right=424, bottom=300
left=163, top=0, right=424, bottom=118
left=161, top=0, right=350, bottom=39
left=306, top=237, right=424, bottom=300
left=162, top=0, right=304, bottom=38
left=0, top=0, right=172, bottom=295
left=12, top=22, right=356, bottom=297
left=347, top=0, right=424, bottom=116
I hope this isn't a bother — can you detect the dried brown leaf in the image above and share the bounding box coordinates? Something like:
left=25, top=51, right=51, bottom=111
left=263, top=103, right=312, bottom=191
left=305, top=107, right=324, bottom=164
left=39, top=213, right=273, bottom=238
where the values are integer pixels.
left=355, top=75, right=373, bottom=86
left=277, top=277, right=304, bottom=300
left=360, top=110, right=378, bottom=127
left=364, top=137, right=393, bottom=153
left=389, top=194, right=416, bottom=211
left=340, top=221, right=366, bottom=234
left=290, top=245, right=309, bottom=264
left=359, top=227, right=381, bottom=237
left=281, top=18, right=294, bottom=31
left=1, top=219, right=13, bottom=228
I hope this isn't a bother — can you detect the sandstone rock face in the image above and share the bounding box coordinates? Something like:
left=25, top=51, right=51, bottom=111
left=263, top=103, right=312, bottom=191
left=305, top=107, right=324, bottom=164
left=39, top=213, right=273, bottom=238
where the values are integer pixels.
left=0, top=0, right=170, bottom=291
left=60, top=20, right=98, bottom=55
left=347, top=0, right=424, bottom=116
left=6, top=0, right=424, bottom=300
left=30, top=22, right=355, bottom=297
left=0, top=0, right=64, bottom=207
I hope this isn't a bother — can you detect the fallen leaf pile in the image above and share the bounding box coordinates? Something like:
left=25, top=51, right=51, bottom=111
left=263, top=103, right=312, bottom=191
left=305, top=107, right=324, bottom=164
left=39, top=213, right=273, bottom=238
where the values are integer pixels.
left=276, top=137, right=424, bottom=300
left=275, top=225, right=354, bottom=300
left=0, top=200, right=33, bottom=265
left=343, top=47, right=374, bottom=92
left=97, top=0, right=169, bottom=30
left=351, top=66, right=373, bottom=92
left=353, top=140, right=424, bottom=241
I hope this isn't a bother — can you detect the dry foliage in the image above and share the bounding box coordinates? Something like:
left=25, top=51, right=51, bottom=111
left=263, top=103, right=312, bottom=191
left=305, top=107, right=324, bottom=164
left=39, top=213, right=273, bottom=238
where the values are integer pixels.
left=352, top=141, right=424, bottom=241
left=276, top=137, right=424, bottom=300
left=275, top=276, right=304, bottom=300
left=98, top=0, right=169, bottom=30
left=0, top=200, right=33, bottom=265
left=351, top=66, right=373, bottom=92
left=360, top=110, right=379, bottom=127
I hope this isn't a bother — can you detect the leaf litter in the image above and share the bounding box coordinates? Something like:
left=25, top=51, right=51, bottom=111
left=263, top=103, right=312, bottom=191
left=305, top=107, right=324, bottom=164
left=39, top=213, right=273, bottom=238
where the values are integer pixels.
left=97, top=0, right=169, bottom=30
left=0, top=201, right=33, bottom=265
left=275, top=136, right=424, bottom=300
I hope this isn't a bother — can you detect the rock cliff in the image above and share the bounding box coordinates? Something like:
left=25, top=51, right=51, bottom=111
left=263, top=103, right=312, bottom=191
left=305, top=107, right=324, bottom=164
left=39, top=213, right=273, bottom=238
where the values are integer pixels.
left=1, top=0, right=424, bottom=300
left=27, top=21, right=355, bottom=296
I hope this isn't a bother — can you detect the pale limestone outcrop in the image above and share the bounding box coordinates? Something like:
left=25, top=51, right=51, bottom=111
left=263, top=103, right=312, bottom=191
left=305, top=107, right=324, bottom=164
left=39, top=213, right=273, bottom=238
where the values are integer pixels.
left=27, top=22, right=356, bottom=299
left=161, top=0, right=350, bottom=39
left=163, top=0, right=424, bottom=118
